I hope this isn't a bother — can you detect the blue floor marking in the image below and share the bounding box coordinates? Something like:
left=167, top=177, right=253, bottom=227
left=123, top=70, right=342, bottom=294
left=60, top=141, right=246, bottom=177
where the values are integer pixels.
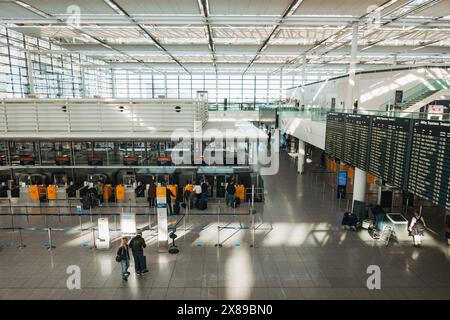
left=81, top=243, right=90, bottom=248
left=42, top=242, right=50, bottom=248
left=234, top=243, right=241, bottom=247
left=196, top=243, right=204, bottom=248
left=2, top=242, right=13, bottom=248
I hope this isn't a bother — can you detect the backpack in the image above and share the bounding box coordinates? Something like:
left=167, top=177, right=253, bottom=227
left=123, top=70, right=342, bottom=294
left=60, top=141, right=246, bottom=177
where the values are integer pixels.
left=413, top=218, right=425, bottom=233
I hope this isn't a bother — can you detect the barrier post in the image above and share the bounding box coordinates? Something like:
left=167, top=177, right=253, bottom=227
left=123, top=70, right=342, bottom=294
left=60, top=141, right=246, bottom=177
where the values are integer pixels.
left=115, top=214, right=118, bottom=232
left=79, top=215, right=83, bottom=233
left=47, top=228, right=56, bottom=250
left=89, top=207, right=93, bottom=224
left=17, top=227, right=26, bottom=249
left=91, top=226, right=96, bottom=250
left=214, top=204, right=222, bottom=248
left=250, top=185, right=255, bottom=248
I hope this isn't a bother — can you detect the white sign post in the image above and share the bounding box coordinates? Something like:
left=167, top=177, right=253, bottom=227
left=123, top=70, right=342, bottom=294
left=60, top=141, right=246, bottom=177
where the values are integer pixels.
left=95, top=218, right=110, bottom=249
left=156, top=186, right=168, bottom=252
left=121, top=212, right=137, bottom=235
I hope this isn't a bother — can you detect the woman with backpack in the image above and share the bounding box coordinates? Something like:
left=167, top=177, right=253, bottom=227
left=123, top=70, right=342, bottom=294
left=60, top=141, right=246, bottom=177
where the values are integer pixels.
left=408, top=211, right=426, bottom=248
left=116, top=237, right=131, bottom=281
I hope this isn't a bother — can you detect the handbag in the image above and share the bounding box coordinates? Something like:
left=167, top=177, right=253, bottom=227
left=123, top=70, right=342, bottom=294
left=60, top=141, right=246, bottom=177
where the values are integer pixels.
left=115, top=247, right=123, bottom=262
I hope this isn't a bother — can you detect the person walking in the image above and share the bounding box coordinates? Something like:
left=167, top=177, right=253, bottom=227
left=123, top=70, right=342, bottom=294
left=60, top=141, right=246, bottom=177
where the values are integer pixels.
left=129, top=230, right=148, bottom=275
left=408, top=211, right=426, bottom=248
left=147, top=179, right=156, bottom=208
left=116, top=237, right=130, bottom=281
left=226, top=180, right=236, bottom=207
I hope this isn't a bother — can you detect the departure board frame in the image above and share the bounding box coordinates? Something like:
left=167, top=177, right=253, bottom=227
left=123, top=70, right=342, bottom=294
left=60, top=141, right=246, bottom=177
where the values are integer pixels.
left=408, top=119, right=450, bottom=210
left=324, top=112, right=450, bottom=210
left=369, top=116, right=412, bottom=190
left=342, top=114, right=371, bottom=171
left=325, top=112, right=345, bottom=160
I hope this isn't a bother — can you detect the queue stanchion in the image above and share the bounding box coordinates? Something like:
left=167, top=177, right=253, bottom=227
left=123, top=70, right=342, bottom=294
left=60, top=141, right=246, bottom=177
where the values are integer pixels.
left=89, top=207, right=93, bottom=225
left=17, top=227, right=26, bottom=249
left=215, top=204, right=222, bottom=248
left=47, top=227, right=56, bottom=250
left=79, top=215, right=83, bottom=233
left=115, top=214, right=118, bottom=232
left=322, top=181, right=325, bottom=200
left=25, top=205, right=29, bottom=224
left=91, top=225, right=96, bottom=250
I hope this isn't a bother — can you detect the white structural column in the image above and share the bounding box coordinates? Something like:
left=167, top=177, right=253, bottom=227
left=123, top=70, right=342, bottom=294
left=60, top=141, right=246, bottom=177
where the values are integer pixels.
left=25, top=51, right=35, bottom=95
left=345, top=22, right=358, bottom=109
left=352, top=167, right=367, bottom=211
left=297, top=140, right=305, bottom=174
left=300, top=54, right=306, bottom=107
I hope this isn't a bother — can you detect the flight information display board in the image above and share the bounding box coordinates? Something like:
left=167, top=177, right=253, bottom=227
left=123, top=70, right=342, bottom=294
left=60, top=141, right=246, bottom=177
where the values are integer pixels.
left=342, top=114, right=370, bottom=170
left=369, top=116, right=411, bottom=189
left=325, top=113, right=345, bottom=160
left=408, top=120, right=450, bottom=210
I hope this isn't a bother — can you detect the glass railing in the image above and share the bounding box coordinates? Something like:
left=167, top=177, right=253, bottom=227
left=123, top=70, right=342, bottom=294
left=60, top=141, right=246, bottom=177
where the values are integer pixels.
left=208, top=102, right=283, bottom=111
left=278, top=107, right=450, bottom=122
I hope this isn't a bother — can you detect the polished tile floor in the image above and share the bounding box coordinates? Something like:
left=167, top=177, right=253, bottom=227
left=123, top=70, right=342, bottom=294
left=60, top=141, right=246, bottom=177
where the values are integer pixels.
left=0, top=153, right=449, bottom=300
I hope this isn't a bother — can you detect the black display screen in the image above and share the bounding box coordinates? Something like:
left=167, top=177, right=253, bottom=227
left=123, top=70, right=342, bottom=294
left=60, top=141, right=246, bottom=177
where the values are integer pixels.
left=369, top=116, right=411, bottom=189
left=408, top=120, right=450, bottom=210
left=342, top=114, right=370, bottom=170
left=325, top=113, right=345, bottom=160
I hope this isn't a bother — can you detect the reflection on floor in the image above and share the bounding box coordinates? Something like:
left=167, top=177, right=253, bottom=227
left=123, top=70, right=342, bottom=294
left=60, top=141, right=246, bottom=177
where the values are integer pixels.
left=0, top=153, right=449, bottom=300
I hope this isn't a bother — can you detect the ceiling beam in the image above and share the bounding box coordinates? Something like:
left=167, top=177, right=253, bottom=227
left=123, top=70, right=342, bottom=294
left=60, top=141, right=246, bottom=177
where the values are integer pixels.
left=198, top=0, right=217, bottom=73
left=10, top=0, right=163, bottom=73
left=104, top=0, right=190, bottom=74
left=242, top=0, right=304, bottom=75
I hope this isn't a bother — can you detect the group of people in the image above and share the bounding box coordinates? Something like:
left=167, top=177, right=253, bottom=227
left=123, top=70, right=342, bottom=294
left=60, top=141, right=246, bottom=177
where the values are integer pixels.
left=146, top=178, right=210, bottom=213
left=116, top=231, right=148, bottom=281
left=340, top=203, right=428, bottom=247
left=81, top=180, right=104, bottom=209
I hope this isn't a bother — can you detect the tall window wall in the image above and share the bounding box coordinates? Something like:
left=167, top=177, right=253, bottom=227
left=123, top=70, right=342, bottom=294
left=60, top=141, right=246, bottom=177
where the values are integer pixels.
left=0, top=26, right=112, bottom=98
left=112, top=69, right=301, bottom=104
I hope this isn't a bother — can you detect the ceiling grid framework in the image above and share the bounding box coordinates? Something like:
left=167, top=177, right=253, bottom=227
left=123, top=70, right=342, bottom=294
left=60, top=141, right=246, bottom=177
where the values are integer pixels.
left=0, top=0, right=448, bottom=79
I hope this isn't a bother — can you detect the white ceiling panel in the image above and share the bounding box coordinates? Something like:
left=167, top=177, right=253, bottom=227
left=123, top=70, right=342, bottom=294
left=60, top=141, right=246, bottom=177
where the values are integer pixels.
left=293, top=0, right=389, bottom=16
left=411, top=0, right=450, bottom=17
left=209, top=0, right=292, bottom=15
left=115, top=0, right=200, bottom=14
left=23, top=0, right=116, bottom=15
left=0, top=2, right=43, bottom=19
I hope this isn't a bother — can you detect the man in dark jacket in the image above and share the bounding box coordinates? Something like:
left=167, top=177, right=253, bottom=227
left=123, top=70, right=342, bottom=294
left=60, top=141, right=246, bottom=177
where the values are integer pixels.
left=226, top=181, right=236, bottom=207
left=129, top=231, right=148, bottom=275
left=147, top=180, right=156, bottom=208
left=165, top=184, right=175, bottom=215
